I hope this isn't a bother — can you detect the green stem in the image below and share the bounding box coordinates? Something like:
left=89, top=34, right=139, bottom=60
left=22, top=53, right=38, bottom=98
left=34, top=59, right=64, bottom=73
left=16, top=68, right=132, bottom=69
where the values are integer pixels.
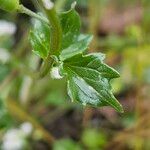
left=45, top=8, right=62, bottom=56
left=18, top=2, right=62, bottom=79
left=18, top=5, right=49, bottom=25
left=38, top=56, right=54, bottom=78
left=39, top=1, right=62, bottom=55
left=37, top=1, right=62, bottom=78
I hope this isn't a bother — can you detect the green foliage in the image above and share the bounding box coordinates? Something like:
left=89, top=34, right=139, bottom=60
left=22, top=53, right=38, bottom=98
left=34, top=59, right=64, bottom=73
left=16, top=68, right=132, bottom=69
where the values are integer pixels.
left=0, top=0, right=19, bottom=12
left=0, top=0, right=123, bottom=112
left=82, top=128, right=107, bottom=149
left=0, top=64, right=10, bottom=82
left=60, top=34, right=92, bottom=61
left=29, top=6, right=123, bottom=112
left=59, top=9, right=81, bottom=50
left=1, top=0, right=150, bottom=149
left=30, top=9, right=93, bottom=60
left=53, top=138, right=82, bottom=150
left=61, top=53, right=122, bottom=112
left=0, top=97, right=13, bottom=129
left=59, top=9, right=93, bottom=60
left=30, top=17, right=51, bottom=59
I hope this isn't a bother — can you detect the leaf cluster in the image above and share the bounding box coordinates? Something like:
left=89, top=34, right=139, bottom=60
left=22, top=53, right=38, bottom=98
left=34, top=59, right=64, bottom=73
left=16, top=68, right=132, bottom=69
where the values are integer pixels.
left=30, top=7, right=123, bottom=112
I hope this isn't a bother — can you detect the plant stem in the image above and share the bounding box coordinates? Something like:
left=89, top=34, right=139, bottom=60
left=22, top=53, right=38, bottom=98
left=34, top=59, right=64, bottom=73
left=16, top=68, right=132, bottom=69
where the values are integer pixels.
left=38, top=56, right=54, bottom=78
left=18, top=2, right=62, bottom=79
left=39, top=0, right=62, bottom=54
left=18, top=5, right=49, bottom=25
left=45, top=7, right=62, bottom=56
left=6, top=99, right=55, bottom=144
left=37, top=0, right=62, bottom=78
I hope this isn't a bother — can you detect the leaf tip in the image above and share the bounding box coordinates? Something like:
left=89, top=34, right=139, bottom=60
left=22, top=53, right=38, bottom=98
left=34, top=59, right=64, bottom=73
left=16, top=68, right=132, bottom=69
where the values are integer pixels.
left=115, top=71, right=120, bottom=78
left=116, top=103, right=124, bottom=113
left=110, top=96, right=124, bottom=113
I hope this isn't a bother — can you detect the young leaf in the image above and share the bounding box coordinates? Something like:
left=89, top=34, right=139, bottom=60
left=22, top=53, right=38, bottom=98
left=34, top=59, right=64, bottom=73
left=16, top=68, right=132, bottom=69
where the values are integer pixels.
left=59, top=8, right=93, bottom=60
left=28, top=4, right=123, bottom=112
left=60, top=34, right=93, bottom=61
left=29, top=8, right=92, bottom=60
left=61, top=53, right=123, bottom=112
left=59, top=8, right=80, bottom=49
left=29, top=17, right=50, bottom=59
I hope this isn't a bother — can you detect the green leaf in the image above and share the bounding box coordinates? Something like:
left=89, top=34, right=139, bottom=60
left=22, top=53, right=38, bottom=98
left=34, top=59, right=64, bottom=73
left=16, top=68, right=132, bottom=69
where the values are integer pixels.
left=29, top=17, right=50, bottom=59
left=82, top=128, right=107, bottom=149
left=0, top=96, right=13, bottom=129
left=0, top=64, right=10, bottom=82
left=59, top=8, right=81, bottom=49
left=53, top=138, right=82, bottom=150
left=59, top=8, right=93, bottom=60
left=29, top=9, right=92, bottom=60
left=60, top=34, right=93, bottom=61
left=61, top=53, right=123, bottom=112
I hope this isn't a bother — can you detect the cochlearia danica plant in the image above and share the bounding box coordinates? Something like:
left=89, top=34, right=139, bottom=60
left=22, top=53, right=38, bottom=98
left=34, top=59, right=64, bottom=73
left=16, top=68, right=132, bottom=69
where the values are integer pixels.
left=0, top=0, right=123, bottom=113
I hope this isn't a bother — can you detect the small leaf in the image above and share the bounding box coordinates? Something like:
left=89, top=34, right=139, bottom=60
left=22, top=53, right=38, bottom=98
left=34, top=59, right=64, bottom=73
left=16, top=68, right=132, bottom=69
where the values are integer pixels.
left=59, top=8, right=81, bottom=49
left=59, top=8, right=93, bottom=60
left=29, top=17, right=50, bottom=59
left=61, top=53, right=123, bottom=112
left=30, top=9, right=92, bottom=60
left=60, top=34, right=93, bottom=61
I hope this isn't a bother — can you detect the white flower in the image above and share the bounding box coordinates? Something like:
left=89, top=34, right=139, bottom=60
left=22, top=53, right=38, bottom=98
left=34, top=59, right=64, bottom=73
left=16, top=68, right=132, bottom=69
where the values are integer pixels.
left=0, top=20, right=16, bottom=36
left=20, top=122, right=33, bottom=136
left=2, top=129, right=25, bottom=150
left=2, top=122, right=33, bottom=150
left=50, top=67, right=63, bottom=79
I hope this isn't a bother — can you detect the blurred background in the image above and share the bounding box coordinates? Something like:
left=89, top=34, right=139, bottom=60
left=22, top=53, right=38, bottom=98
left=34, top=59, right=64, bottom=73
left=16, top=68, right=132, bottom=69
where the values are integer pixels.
left=0, top=0, right=150, bottom=149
